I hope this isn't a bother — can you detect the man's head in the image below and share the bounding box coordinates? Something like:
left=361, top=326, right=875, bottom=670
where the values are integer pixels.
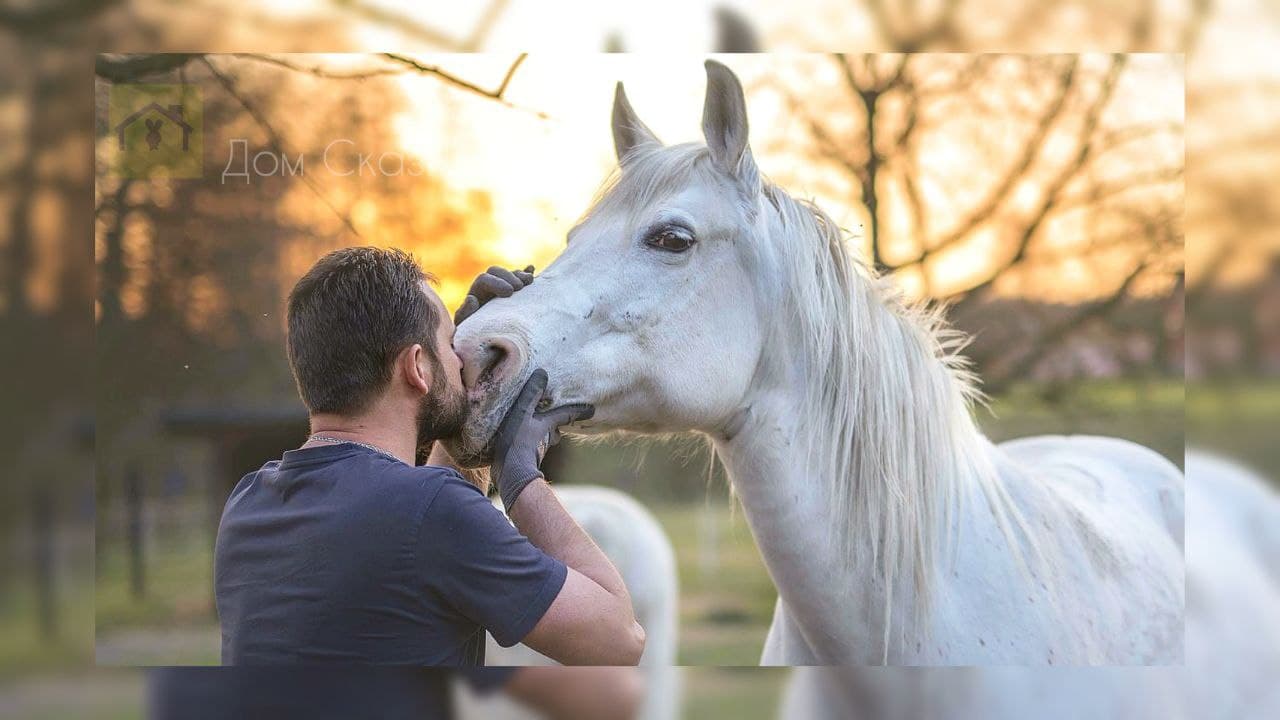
left=286, top=247, right=467, bottom=448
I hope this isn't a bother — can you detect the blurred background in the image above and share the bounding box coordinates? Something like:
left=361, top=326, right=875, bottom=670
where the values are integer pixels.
left=87, top=50, right=1186, bottom=672
left=0, top=1, right=1276, bottom=719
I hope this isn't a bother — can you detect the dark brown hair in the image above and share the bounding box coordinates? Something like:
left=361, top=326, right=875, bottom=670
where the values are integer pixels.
left=286, top=247, right=439, bottom=415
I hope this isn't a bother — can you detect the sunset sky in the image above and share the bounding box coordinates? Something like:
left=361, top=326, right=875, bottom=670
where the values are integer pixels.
left=343, top=52, right=1185, bottom=307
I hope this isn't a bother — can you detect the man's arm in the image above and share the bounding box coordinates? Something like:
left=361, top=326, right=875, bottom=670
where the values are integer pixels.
left=508, top=480, right=645, bottom=665
left=502, top=667, right=645, bottom=720
left=427, top=442, right=643, bottom=665
left=486, top=370, right=644, bottom=666
left=448, top=267, right=642, bottom=664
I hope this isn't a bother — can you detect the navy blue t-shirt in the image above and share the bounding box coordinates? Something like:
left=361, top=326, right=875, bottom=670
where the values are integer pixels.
left=147, top=667, right=515, bottom=720
left=214, top=443, right=566, bottom=665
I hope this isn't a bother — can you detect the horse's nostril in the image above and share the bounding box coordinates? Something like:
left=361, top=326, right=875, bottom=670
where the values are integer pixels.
left=462, top=338, right=516, bottom=390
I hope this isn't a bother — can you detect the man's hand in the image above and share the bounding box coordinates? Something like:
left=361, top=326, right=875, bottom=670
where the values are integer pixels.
left=491, top=369, right=593, bottom=511
left=455, top=265, right=535, bottom=325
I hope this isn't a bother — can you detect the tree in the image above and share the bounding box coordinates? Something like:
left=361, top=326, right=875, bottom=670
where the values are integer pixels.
left=772, top=53, right=1183, bottom=388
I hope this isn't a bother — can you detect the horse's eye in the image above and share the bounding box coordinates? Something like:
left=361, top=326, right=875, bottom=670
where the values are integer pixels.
left=645, top=227, right=696, bottom=253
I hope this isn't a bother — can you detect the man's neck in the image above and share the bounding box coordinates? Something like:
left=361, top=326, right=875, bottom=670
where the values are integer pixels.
left=307, top=411, right=416, bottom=466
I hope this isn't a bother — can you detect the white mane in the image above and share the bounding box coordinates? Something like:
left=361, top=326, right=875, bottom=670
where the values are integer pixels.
left=759, top=183, right=1030, bottom=647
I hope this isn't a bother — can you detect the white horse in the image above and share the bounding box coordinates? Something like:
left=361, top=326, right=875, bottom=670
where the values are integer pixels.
left=777, top=453, right=1280, bottom=718
left=443, top=60, right=1184, bottom=665
left=458, top=485, right=681, bottom=720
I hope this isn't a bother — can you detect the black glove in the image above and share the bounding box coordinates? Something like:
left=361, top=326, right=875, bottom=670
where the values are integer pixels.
left=491, top=369, right=594, bottom=511
left=454, top=265, right=535, bottom=325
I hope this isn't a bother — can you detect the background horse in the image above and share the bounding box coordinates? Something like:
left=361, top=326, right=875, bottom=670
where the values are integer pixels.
left=442, top=60, right=1183, bottom=665
left=458, top=485, right=681, bottom=720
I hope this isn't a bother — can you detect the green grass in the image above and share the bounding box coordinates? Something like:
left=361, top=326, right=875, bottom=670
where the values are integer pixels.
left=979, top=378, right=1184, bottom=466
left=95, top=529, right=216, bottom=635
left=681, top=668, right=790, bottom=720
left=1187, top=379, right=1280, bottom=479
left=0, top=670, right=144, bottom=720
left=0, top=583, right=94, bottom=677
left=650, top=503, right=776, bottom=665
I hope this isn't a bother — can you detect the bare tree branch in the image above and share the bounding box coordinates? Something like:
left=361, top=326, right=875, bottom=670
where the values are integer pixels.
left=461, top=0, right=511, bottom=51
left=381, top=53, right=543, bottom=117
left=494, top=53, right=527, bottom=97
left=911, top=57, right=1079, bottom=265
left=1053, top=165, right=1183, bottom=211
left=225, top=53, right=541, bottom=119
left=327, top=0, right=510, bottom=51
left=946, top=55, right=1130, bottom=301
left=95, top=53, right=198, bottom=82
left=776, top=80, right=867, bottom=185
left=328, top=0, right=462, bottom=49
left=865, top=0, right=962, bottom=51
left=983, top=247, right=1155, bottom=393
left=1182, top=0, right=1214, bottom=54
left=0, top=0, right=117, bottom=32
left=832, top=54, right=910, bottom=272
left=1090, top=120, right=1183, bottom=156
left=232, top=54, right=408, bottom=80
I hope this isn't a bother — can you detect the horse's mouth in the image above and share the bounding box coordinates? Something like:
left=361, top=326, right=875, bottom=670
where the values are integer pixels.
left=452, top=376, right=598, bottom=468
left=449, top=372, right=533, bottom=468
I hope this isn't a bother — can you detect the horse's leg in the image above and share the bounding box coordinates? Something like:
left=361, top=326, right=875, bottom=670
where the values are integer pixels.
left=761, top=598, right=820, bottom=665
left=777, top=668, right=829, bottom=720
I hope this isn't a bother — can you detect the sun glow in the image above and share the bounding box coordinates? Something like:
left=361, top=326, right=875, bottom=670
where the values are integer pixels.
left=370, top=53, right=1183, bottom=308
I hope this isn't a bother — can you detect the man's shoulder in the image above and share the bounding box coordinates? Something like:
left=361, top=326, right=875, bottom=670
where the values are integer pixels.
left=416, top=465, right=487, bottom=508
left=415, top=468, right=506, bottom=531
left=359, top=459, right=473, bottom=507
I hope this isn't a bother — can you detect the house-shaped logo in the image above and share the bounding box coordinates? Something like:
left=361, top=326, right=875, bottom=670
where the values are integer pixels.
left=115, top=103, right=194, bottom=152
left=106, top=84, right=203, bottom=179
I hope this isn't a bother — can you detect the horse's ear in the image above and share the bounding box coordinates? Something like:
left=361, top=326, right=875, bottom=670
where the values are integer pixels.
left=612, top=82, right=660, bottom=164
left=701, top=60, right=759, bottom=191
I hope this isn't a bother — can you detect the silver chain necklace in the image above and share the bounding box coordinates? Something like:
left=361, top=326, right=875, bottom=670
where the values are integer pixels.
left=308, top=434, right=404, bottom=463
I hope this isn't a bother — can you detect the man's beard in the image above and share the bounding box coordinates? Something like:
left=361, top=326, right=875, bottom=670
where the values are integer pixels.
left=415, top=367, right=469, bottom=450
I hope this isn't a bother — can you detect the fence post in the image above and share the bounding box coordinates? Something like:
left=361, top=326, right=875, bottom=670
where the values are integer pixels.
left=126, top=466, right=145, bottom=599
left=32, top=484, right=56, bottom=639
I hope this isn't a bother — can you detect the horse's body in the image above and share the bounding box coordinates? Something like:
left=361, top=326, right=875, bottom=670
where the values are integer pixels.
left=458, top=485, right=681, bottom=720
left=445, top=60, right=1184, bottom=665
left=776, top=453, right=1280, bottom=718
left=751, top=433, right=1182, bottom=665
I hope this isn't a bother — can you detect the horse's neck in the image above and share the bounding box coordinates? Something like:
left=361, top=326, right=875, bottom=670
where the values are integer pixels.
left=712, top=329, right=998, bottom=662
left=713, top=388, right=905, bottom=663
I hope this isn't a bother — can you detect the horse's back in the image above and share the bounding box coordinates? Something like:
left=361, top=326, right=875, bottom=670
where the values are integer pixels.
left=975, top=434, right=1183, bottom=663
left=1185, top=451, right=1280, bottom=578
left=778, top=667, right=1185, bottom=720
left=998, top=434, right=1184, bottom=548
left=1184, top=452, right=1280, bottom=720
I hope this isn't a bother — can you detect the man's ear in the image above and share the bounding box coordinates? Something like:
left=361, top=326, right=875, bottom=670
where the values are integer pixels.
left=400, top=343, right=432, bottom=395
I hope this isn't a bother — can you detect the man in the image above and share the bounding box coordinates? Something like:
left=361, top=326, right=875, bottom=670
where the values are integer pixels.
left=214, top=247, right=645, bottom=666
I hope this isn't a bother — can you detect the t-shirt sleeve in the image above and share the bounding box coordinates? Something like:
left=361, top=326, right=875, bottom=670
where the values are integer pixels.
left=418, top=478, right=567, bottom=648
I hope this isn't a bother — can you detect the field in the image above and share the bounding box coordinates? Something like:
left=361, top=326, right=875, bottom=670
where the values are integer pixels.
left=85, top=380, right=1205, bottom=716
